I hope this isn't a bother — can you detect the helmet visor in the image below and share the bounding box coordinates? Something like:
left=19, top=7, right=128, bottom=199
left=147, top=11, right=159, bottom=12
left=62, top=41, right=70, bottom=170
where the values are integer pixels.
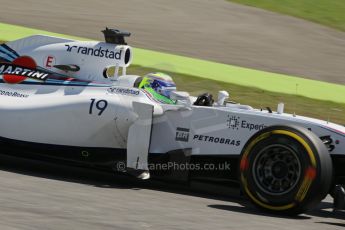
left=151, top=79, right=176, bottom=98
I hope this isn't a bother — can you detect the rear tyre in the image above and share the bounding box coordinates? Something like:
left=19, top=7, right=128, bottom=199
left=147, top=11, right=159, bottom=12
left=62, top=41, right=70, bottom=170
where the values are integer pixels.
left=239, top=125, right=332, bottom=215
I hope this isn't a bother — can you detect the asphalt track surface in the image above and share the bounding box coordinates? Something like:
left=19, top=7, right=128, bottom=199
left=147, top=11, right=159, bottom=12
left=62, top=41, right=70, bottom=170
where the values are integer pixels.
left=0, top=1, right=344, bottom=229
left=0, top=0, right=345, bottom=84
left=0, top=155, right=344, bottom=230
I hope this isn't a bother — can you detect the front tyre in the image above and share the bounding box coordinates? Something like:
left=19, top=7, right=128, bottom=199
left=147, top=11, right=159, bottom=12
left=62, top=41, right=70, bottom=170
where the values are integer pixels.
left=239, top=125, right=332, bottom=215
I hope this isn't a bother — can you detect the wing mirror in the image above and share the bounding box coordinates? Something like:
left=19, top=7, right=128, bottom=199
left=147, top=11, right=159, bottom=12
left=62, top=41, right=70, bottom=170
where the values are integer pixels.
left=217, top=90, right=229, bottom=106
left=170, top=91, right=192, bottom=107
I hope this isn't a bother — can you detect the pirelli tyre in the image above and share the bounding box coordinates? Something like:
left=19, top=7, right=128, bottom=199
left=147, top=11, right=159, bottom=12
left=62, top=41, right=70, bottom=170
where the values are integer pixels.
left=239, top=125, right=332, bottom=215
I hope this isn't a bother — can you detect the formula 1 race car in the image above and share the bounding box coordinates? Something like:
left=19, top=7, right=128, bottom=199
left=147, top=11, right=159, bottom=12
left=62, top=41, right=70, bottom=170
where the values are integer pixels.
left=0, top=28, right=344, bottom=215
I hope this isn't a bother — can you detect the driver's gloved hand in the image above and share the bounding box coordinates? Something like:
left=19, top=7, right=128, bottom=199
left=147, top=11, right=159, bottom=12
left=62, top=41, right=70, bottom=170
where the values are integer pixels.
left=194, top=93, right=214, bottom=106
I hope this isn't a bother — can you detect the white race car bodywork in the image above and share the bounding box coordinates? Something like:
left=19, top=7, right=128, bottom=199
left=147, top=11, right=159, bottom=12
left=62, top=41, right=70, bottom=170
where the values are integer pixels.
left=0, top=33, right=345, bottom=180
left=2, top=79, right=345, bottom=156
left=1, top=35, right=344, bottom=155
left=2, top=32, right=345, bottom=214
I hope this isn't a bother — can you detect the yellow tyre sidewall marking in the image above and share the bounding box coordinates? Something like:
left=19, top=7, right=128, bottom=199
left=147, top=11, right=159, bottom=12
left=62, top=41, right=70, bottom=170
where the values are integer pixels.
left=240, top=129, right=317, bottom=210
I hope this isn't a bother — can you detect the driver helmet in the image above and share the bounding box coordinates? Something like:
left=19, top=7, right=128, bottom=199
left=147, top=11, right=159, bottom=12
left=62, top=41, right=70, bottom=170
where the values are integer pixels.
left=139, top=72, right=177, bottom=103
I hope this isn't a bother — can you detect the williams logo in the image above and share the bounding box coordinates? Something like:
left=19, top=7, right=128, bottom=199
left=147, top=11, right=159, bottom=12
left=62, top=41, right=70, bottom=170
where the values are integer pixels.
left=175, top=127, right=190, bottom=142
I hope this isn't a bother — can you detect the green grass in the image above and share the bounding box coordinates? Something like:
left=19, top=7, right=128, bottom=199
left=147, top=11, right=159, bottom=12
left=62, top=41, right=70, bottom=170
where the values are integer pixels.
left=1, top=22, right=345, bottom=103
left=228, top=0, right=345, bottom=31
left=133, top=47, right=345, bottom=104
left=129, top=65, right=345, bottom=125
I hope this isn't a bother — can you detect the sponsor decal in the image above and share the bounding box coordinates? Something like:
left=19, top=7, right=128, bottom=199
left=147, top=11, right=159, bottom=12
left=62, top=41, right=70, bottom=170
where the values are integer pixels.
left=0, top=56, right=49, bottom=84
left=193, top=134, right=241, bottom=146
left=240, top=120, right=267, bottom=131
left=65, top=44, right=122, bottom=60
left=175, top=126, right=240, bottom=146
left=107, top=87, right=140, bottom=96
left=227, top=114, right=267, bottom=131
left=227, top=115, right=240, bottom=130
left=0, top=89, right=29, bottom=98
left=44, top=55, right=56, bottom=68
left=175, top=127, right=190, bottom=142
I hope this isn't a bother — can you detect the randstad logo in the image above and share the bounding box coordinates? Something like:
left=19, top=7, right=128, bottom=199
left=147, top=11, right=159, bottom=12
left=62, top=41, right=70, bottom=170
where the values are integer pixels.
left=65, top=44, right=122, bottom=60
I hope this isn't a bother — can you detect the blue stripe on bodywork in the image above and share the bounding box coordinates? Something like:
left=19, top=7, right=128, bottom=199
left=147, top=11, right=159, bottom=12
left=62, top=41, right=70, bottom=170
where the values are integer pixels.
left=0, top=79, right=110, bottom=87
left=0, top=51, right=15, bottom=62
left=0, top=44, right=19, bottom=59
